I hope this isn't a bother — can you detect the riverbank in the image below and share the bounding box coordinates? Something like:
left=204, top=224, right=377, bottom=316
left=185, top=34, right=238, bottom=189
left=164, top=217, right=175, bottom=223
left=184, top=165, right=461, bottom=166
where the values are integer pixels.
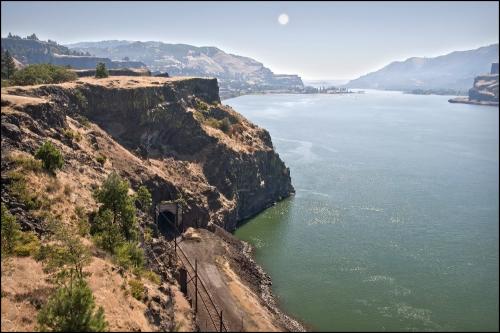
left=448, top=96, right=499, bottom=106
left=177, top=225, right=307, bottom=331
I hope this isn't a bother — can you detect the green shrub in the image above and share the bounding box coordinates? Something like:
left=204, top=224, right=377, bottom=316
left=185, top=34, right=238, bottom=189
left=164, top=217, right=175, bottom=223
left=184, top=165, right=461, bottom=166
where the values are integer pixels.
left=135, top=185, right=152, bottom=212
left=6, top=171, right=42, bottom=210
left=143, top=270, right=161, bottom=285
left=63, top=128, right=82, bottom=142
left=95, top=63, right=108, bottom=79
left=204, top=118, right=219, bottom=129
left=76, top=217, right=90, bottom=237
left=37, top=279, right=108, bottom=332
left=143, top=226, right=153, bottom=244
left=74, top=114, right=91, bottom=128
left=91, top=209, right=124, bottom=253
left=204, top=117, right=232, bottom=133
left=94, top=172, right=137, bottom=241
left=114, top=242, right=145, bottom=270
left=35, top=140, right=64, bottom=173
left=40, top=221, right=92, bottom=285
left=1, top=203, right=20, bottom=256
left=9, top=154, right=43, bottom=172
left=10, top=64, right=77, bottom=86
left=13, top=231, right=41, bottom=257
left=219, top=117, right=231, bottom=133
left=128, top=279, right=145, bottom=301
left=95, top=155, right=107, bottom=166
left=196, top=100, right=209, bottom=111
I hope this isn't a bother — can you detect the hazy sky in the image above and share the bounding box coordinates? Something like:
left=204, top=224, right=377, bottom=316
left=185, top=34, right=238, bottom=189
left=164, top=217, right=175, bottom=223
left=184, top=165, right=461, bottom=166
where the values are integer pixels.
left=2, top=1, right=498, bottom=80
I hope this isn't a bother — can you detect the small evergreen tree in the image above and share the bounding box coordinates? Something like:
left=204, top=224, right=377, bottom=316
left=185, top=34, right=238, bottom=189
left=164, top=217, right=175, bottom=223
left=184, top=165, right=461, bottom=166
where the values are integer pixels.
left=37, top=279, right=108, bottom=332
left=95, top=62, right=108, bottom=78
left=1, top=203, right=20, bottom=256
left=1, top=50, right=17, bottom=79
left=94, top=172, right=137, bottom=240
left=135, top=185, right=152, bottom=212
left=114, top=241, right=145, bottom=270
left=91, top=209, right=124, bottom=253
left=35, top=140, right=64, bottom=173
left=26, top=33, right=39, bottom=40
left=39, top=222, right=92, bottom=285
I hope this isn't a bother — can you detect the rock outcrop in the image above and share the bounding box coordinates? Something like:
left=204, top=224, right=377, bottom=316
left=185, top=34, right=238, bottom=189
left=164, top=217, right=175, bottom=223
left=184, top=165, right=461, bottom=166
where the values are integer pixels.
left=449, top=63, right=499, bottom=106
left=1, top=76, right=294, bottom=231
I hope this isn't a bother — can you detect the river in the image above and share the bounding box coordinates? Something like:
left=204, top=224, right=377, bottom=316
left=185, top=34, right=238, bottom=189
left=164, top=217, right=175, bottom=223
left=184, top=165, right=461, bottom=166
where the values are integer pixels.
left=225, top=91, right=499, bottom=331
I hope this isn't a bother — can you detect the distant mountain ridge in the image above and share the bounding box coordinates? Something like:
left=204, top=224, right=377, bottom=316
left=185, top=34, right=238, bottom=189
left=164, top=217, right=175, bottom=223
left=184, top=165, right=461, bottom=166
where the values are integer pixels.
left=1, top=37, right=146, bottom=70
left=65, top=40, right=304, bottom=98
left=346, top=44, right=499, bottom=91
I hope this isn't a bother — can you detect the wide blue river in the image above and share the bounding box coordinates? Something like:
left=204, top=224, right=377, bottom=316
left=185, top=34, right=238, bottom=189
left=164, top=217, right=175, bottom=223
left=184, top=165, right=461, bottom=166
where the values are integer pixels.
left=226, top=91, right=499, bottom=331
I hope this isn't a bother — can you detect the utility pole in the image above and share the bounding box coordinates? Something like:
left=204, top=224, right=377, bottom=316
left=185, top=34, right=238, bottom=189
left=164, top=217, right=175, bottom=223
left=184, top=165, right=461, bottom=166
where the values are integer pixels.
left=194, top=259, right=198, bottom=314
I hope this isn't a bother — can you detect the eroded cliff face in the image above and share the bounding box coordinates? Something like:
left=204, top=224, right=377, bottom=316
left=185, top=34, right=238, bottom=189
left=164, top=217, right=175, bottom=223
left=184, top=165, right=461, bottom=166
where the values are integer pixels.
left=1, top=76, right=293, bottom=230
left=468, top=74, right=499, bottom=103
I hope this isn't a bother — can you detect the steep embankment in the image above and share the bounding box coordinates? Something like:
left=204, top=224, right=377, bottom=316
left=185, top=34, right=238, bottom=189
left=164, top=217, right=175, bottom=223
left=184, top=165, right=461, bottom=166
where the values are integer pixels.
left=1, top=76, right=297, bottom=331
left=2, top=76, right=294, bottom=231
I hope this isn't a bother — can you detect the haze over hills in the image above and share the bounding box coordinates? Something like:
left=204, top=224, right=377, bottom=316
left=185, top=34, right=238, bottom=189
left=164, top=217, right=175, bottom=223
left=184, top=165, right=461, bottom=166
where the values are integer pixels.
left=1, top=36, right=146, bottom=70
left=66, top=40, right=305, bottom=98
left=346, top=44, right=499, bottom=91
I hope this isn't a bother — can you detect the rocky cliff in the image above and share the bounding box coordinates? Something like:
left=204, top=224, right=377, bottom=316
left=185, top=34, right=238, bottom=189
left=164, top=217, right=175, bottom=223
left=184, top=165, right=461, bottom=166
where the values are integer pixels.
left=448, top=63, right=499, bottom=106
left=1, top=76, right=294, bottom=231
left=1, top=76, right=299, bottom=332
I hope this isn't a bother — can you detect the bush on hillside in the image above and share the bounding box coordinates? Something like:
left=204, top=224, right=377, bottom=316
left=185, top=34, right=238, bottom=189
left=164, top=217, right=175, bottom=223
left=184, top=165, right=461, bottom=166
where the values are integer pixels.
left=135, top=185, right=152, bottom=212
left=10, top=64, right=77, bottom=86
left=35, top=140, right=64, bottom=173
left=37, top=279, right=108, bottom=332
left=95, top=62, right=108, bottom=78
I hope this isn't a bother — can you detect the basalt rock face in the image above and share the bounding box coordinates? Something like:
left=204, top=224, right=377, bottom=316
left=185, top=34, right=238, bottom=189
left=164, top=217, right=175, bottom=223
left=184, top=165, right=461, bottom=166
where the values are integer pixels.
left=1, top=77, right=293, bottom=231
left=448, top=64, right=499, bottom=106
left=468, top=74, right=499, bottom=103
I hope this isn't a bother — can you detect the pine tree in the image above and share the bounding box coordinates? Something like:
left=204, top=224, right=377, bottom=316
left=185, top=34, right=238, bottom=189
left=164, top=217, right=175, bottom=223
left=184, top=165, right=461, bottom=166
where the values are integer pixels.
left=135, top=185, right=152, bottom=212
left=37, top=279, right=108, bottom=332
left=94, top=172, right=137, bottom=240
left=95, top=62, right=108, bottom=78
left=34, top=140, right=64, bottom=173
left=1, top=50, right=17, bottom=79
left=26, top=33, right=39, bottom=40
left=1, top=203, right=21, bottom=256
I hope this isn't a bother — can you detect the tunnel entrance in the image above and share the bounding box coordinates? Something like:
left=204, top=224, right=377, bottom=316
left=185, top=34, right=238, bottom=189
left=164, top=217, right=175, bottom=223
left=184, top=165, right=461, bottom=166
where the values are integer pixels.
left=157, top=210, right=177, bottom=239
left=155, top=201, right=183, bottom=240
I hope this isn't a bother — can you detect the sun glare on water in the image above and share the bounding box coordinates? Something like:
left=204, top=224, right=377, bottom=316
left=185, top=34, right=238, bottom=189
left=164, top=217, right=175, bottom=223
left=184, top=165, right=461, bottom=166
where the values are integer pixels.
left=278, top=13, right=289, bottom=25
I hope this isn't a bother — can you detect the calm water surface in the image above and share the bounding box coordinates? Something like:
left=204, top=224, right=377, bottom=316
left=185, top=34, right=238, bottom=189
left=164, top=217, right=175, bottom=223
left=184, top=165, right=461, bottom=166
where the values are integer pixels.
left=226, top=91, right=499, bottom=332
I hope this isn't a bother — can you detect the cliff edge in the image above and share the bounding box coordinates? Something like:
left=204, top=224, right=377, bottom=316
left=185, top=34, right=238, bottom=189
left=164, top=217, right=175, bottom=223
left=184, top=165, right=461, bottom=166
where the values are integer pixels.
left=1, top=76, right=300, bottom=331
left=1, top=76, right=294, bottom=231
